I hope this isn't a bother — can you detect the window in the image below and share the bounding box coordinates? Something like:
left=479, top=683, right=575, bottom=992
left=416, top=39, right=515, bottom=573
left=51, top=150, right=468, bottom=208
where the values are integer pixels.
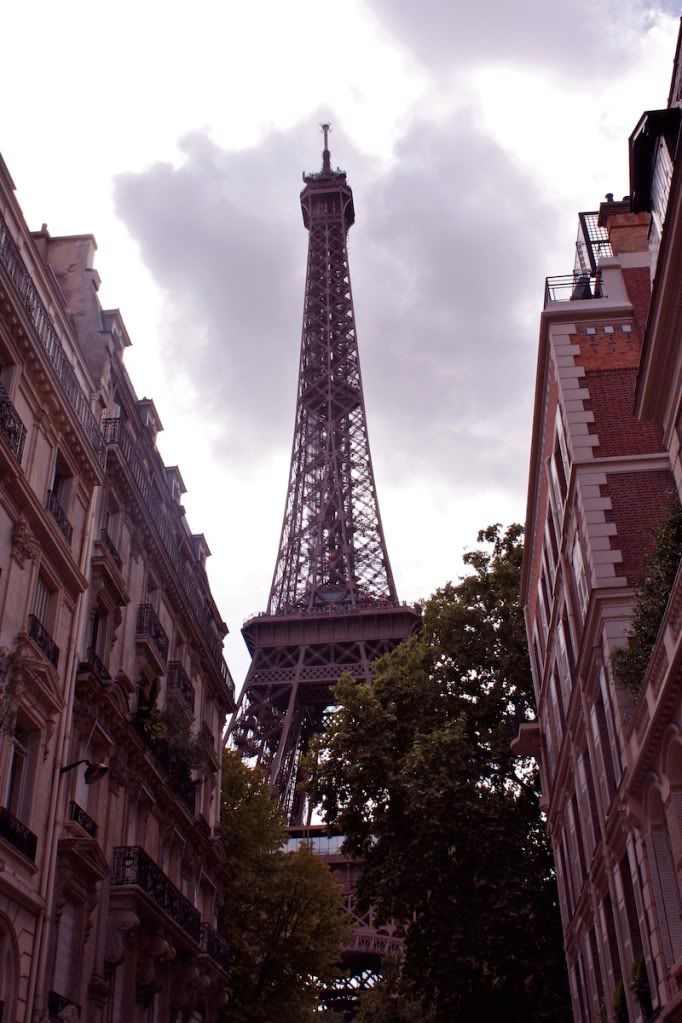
left=571, top=534, right=589, bottom=616
left=4, top=715, right=38, bottom=827
left=0, top=917, right=17, bottom=1023
left=545, top=513, right=559, bottom=578
left=33, top=574, right=51, bottom=627
left=50, top=450, right=73, bottom=511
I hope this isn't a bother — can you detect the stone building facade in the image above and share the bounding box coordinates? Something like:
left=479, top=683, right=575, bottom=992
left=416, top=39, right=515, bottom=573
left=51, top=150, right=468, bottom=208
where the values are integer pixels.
left=0, top=152, right=235, bottom=1022
left=517, top=21, right=682, bottom=1023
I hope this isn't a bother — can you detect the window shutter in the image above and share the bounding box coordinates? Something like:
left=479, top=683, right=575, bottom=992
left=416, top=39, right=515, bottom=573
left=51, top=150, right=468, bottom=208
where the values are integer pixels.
left=598, top=899, right=617, bottom=992
left=589, top=703, right=610, bottom=815
left=614, top=859, right=634, bottom=972
left=647, top=828, right=682, bottom=965
left=599, top=668, right=622, bottom=785
left=577, top=751, right=597, bottom=858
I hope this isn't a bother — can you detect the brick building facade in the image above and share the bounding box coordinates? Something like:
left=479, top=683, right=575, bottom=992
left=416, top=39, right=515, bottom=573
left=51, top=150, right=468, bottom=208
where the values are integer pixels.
left=517, top=21, right=682, bottom=1023
left=0, top=152, right=235, bottom=1022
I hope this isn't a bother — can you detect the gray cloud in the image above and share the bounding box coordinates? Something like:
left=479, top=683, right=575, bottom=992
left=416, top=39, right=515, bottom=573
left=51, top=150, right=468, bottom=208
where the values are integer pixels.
left=114, top=112, right=563, bottom=498
left=364, top=0, right=667, bottom=80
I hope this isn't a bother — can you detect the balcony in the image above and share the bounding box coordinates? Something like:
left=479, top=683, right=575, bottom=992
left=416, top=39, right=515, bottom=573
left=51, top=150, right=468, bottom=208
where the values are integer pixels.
left=99, top=527, right=123, bottom=570
left=167, top=660, right=194, bottom=711
left=48, top=991, right=81, bottom=1021
left=0, top=806, right=37, bottom=861
left=142, top=732, right=196, bottom=814
left=136, top=603, right=169, bottom=672
left=111, top=845, right=201, bottom=943
left=0, top=212, right=104, bottom=465
left=28, top=612, right=59, bottom=668
left=46, top=490, right=73, bottom=545
left=200, top=922, right=229, bottom=972
left=544, top=271, right=604, bottom=307
left=0, top=380, right=26, bottom=463
left=103, top=415, right=233, bottom=706
left=77, top=647, right=111, bottom=686
left=68, top=800, right=98, bottom=839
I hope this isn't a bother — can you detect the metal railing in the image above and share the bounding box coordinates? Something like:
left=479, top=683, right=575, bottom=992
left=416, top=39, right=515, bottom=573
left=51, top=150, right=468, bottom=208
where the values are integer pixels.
left=167, top=660, right=195, bottom=711
left=69, top=800, right=98, bottom=838
left=544, top=272, right=604, bottom=306
left=0, top=212, right=104, bottom=464
left=0, top=380, right=26, bottom=463
left=141, top=732, right=196, bottom=814
left=28, top=612, right=59, bottom=667
left=98, top=527, right=123, bottom=570
left=0, top=806, right=38, bottom=861
left=46, top=490, right=73, bottom=544
left=136, top=603, right=169, bottom=661
left=111, top=845, right=201, bottom=942
left=200, top=922, right=230, bottom=971
left=103, top=416, right=234, bottom=703
left=48, top=991, right=81, bottom=1021
left=78, top=647, right=112, bottom=685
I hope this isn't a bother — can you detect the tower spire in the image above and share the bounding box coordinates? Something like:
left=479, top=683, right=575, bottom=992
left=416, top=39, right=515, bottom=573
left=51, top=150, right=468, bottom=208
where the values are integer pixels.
left=321, top=121, right=331, bottom=173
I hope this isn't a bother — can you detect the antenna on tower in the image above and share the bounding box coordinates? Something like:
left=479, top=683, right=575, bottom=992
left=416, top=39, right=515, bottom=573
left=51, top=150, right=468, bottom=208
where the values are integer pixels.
left=320, top=121, right=331, bottom=172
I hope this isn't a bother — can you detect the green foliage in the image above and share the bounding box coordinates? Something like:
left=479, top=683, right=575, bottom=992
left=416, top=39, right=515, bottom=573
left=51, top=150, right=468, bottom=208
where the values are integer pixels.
left=613, top=499, right=682, bottom=694
left=357, top=956, right=434, bottom=1023
left=135, top=680, right=212, bottom=771
left=218, top=751, right=349, bottom=1023
left=613, top=980, right=628, bottom=1023
left=311, top=524, right=571, bottom=1023
left=630, top=956, right=653, bottom=1020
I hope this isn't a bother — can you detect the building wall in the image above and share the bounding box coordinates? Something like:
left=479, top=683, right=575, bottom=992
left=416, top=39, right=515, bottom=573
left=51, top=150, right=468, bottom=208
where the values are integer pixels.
left=0, top=154, right=234, bottom=1023
left=521, top=44, right=682, bottom=1017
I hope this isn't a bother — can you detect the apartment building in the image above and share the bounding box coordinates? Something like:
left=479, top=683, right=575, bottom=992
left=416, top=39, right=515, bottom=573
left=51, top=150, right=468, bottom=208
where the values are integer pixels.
left=517, top=22, right=682, bottom=1023
left=0, top=154, right=235, bottom=1022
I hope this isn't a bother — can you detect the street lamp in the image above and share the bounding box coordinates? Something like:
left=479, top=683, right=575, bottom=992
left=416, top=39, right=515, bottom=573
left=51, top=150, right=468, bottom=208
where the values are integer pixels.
left=59, top=759, right=108, bottom=785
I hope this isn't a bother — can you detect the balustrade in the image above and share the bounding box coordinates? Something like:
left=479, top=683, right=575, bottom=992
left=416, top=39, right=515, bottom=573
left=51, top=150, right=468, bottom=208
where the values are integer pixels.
left=136, top=603, right=169, bottom=661
left=111, top=845, right=201, bottom=941
left=0, top=806, right=37, bottom=861
left=77, top=647, right=111, bottom=685
left=98, top=527, right=123, bottom=569
left=0, top=380, right=26, bottom=463
left=167, top=660, right=194, bottom=711
left=103, top=416, right=234, bottom=704
left=46, top=490, right=73, bottom=544
left=28, top=612, right=59, bottom=667
left=0, top=212, right=104, bottom=463
left=200, top=922, right=229, bottom=971
left=69, top=800, right=98, bottom=838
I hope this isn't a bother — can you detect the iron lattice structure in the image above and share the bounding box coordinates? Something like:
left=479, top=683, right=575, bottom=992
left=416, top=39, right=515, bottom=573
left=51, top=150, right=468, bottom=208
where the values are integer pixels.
left=230, top=128, right=419, bottom=821
left=229, top=131, right=419, bottom=1015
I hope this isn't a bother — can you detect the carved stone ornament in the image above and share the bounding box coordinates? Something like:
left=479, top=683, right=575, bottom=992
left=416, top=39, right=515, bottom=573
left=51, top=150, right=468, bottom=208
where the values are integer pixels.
left=11, top=516, right=40, bottom=567
left=104, top=908, right=141, bottom=967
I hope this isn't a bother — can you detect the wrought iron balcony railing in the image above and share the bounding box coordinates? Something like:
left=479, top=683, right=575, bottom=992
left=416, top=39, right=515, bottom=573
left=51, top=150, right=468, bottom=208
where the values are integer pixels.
left=48, top=991, right=81, bottom=1021
left=0, top=806, right=38, bottom=861
left=46, top=490, right=73, bottom=544
left=98, top=527, right=123, bottom=570
left=77, top=647, right=111, bottom=685
left=0, top=213, right=105, bottom=464
left=136, top=603, right=169, bottom=661
left=141, top=731, right=196, bottom=814
left=544, top=271, right=604, bottom=307
left=103, top=415, right=233, bottom=704
left=111, top=845, right=201, bottom=942
left=167, top=660, right=195, bottom=711
left=28, top=612, right=59, bottom=668
left=200, top=922, right=230, bottom=971
left=68, top=800, right=98, bottom=839
left=0, top=380, right=26, bottom=463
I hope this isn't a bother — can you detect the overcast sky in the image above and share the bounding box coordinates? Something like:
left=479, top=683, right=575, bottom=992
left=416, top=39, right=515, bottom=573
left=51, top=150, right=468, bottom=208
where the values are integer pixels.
left=1, top=1, right=679, bottom=687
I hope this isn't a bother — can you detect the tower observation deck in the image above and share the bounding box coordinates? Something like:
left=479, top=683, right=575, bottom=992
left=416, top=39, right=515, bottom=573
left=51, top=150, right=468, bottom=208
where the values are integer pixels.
left=228, top=127, right=420, bottom=1010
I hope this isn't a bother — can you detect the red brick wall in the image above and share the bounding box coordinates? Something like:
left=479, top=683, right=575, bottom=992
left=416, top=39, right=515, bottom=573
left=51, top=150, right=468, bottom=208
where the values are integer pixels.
left=604, top=469, right=677, bottom=585
left=584, top=368, right=663, bottom=457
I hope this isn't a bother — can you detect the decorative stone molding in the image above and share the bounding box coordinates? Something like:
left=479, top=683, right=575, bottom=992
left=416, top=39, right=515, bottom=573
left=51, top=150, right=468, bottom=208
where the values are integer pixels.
left=11, top=516, right=40, bottom=567
left=104, top=908, right=141, bottom=968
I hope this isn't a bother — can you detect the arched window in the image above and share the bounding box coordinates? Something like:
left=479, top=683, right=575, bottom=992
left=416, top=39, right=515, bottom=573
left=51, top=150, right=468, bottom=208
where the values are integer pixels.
left=0, top=915, right=18, bottom=1023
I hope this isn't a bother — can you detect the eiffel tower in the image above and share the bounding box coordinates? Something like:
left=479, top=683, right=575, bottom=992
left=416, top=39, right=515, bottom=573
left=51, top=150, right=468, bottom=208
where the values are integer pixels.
left=229, top=125, right=419, bottom=1011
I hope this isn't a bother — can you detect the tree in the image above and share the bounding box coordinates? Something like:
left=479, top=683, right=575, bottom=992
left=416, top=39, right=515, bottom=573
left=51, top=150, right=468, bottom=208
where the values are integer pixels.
left=310, top=524, right=571, bottom=1023
left=218, top=751, right=350, bottom=1023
